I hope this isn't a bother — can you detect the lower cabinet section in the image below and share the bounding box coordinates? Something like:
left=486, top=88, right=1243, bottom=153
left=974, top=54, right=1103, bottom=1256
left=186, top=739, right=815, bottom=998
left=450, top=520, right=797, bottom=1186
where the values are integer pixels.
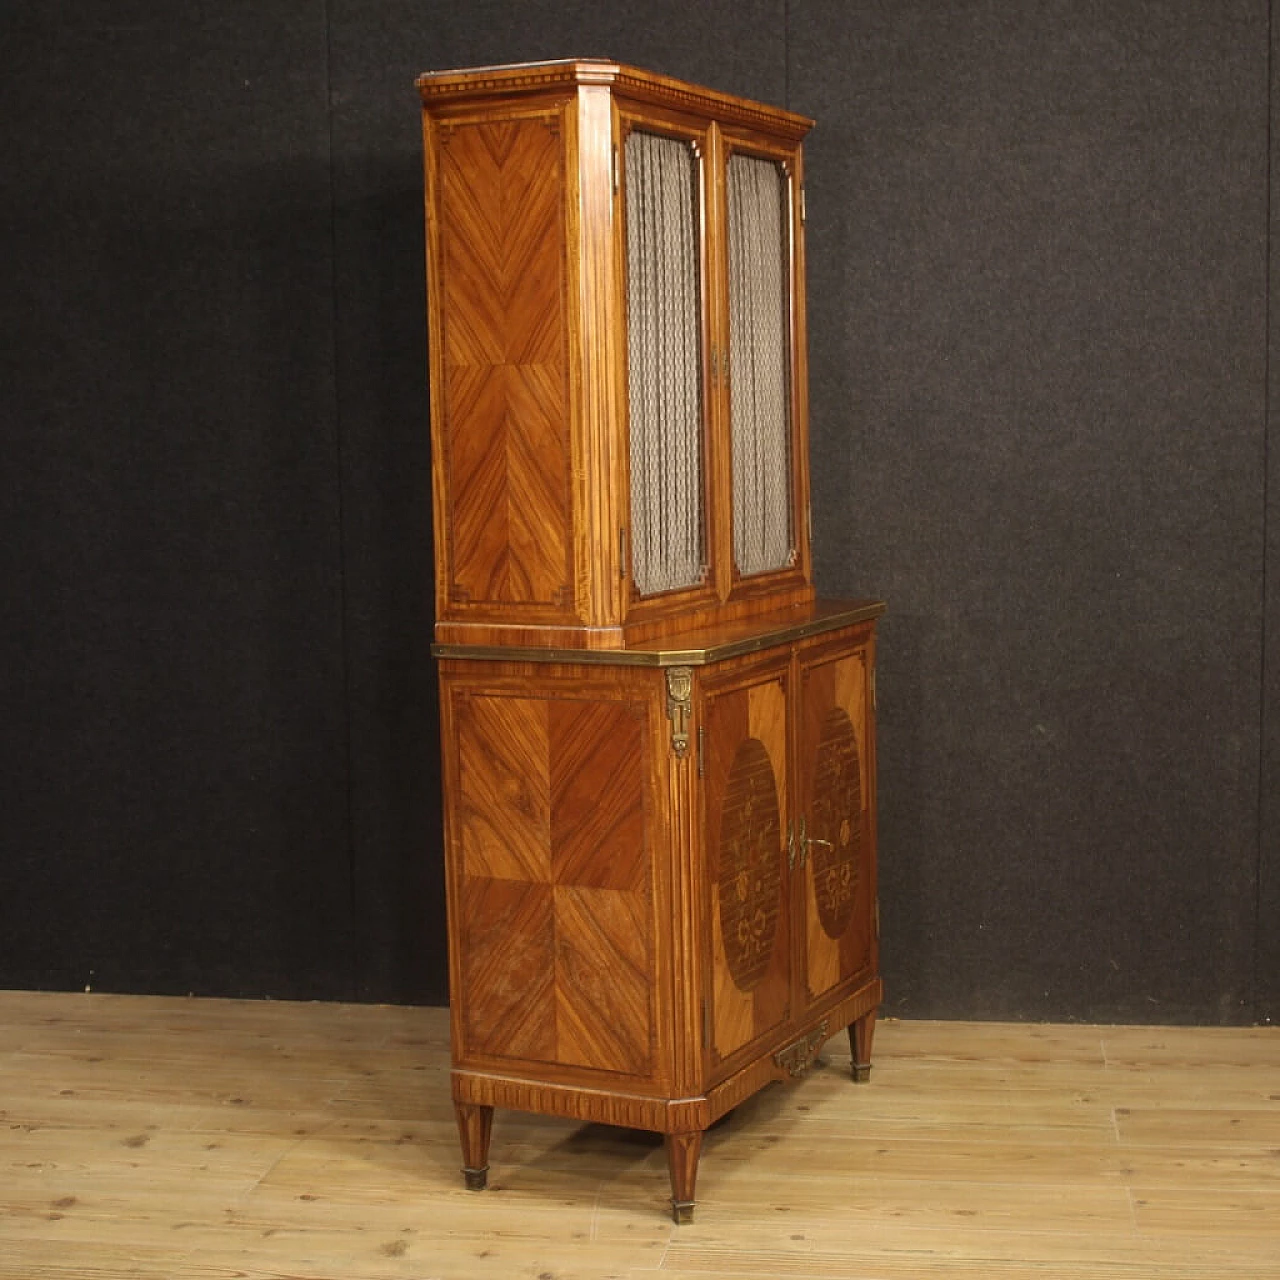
left=436, top=616, right=881, bottom=1221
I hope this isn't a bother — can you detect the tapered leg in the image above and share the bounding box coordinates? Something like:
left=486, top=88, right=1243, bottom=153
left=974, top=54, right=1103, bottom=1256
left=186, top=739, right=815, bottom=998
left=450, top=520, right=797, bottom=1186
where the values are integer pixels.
left=849, top=1009, right=877, bottom=1083
left=665, top=1130, right=703, bottom=1224
left=455, top=1102, right=494, bottom=1190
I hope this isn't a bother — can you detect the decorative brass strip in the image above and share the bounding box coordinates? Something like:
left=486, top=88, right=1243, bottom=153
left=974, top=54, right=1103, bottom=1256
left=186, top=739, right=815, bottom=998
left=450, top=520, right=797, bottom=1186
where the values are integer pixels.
left=431, top=601, right=886, bottom=668
left=773, top=1019, right=829, bottom=1078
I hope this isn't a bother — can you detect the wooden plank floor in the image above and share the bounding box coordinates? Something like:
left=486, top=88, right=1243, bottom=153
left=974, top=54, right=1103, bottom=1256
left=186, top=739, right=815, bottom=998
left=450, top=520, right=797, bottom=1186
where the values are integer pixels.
left=1, top=992, right=1278, bottom=1278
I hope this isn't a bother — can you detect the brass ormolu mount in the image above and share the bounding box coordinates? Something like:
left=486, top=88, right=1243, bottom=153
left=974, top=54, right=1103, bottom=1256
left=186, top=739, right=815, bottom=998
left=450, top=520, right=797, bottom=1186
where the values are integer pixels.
left=772, top=1019, right=829, bottom=1078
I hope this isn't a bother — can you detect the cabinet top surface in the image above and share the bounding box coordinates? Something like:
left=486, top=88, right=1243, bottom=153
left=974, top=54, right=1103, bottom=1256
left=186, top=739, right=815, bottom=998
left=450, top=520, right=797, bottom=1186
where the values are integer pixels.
left=433, top=599, right=885, bottom=668
left=415, top=57, right=814, bottom=137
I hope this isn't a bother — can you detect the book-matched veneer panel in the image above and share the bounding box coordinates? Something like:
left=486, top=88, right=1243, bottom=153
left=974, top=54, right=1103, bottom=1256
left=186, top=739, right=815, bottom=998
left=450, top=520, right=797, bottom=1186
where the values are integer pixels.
left=432, top=108, right=577, bottom=621
left=444, top=665, right=664, bottom=1086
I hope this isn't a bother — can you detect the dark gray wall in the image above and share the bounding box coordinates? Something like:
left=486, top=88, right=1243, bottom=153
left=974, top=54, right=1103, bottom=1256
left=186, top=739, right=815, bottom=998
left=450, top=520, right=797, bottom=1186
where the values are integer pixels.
left=798, top=0, right=1270, bottom=1023
left=2, top=1, right=1276, bottom=1022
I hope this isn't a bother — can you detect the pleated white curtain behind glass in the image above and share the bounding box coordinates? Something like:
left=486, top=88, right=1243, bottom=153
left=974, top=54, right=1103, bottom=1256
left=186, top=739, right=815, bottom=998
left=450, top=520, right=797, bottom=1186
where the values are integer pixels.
left=728, top=153, right=793, bottom=576
left=625, top=131, right=705, bottom=597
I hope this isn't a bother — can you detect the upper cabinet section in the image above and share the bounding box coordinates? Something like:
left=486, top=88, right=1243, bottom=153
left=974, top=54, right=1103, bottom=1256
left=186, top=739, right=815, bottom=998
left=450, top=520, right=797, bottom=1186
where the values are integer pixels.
left=418, top=60, right=815, bottom=649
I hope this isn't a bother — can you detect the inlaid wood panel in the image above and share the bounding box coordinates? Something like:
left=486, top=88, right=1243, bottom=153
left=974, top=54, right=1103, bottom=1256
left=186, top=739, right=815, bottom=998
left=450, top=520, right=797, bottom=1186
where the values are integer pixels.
left=718, top=736, right=783, bottom=992
left=452, top=690, right=654, bottom=1078
left=810, top=705, right=862, bottom=940
left=703, top=665, right=791, bottom=1071
left=436, top=114, right=574, bottom=615
left=798, top=644, right=874, bottom=1006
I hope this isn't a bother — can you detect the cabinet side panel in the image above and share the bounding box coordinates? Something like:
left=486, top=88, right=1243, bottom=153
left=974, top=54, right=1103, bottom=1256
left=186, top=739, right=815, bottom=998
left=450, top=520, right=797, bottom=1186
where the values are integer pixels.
left=451, top=683, right=656, bottom=1080
left=435, top=111, right=576, bottom=618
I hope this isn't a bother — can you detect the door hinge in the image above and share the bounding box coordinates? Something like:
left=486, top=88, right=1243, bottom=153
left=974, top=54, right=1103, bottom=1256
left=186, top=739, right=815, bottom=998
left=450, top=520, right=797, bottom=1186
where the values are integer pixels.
left=871, top=666, right=877, bottom=712
left=696, top=724, right=705, bottom=777
left=800, top=185, right=807, bottom=225
left=619, top=527, right=627, bottom=579
left=612, top=143, right=620, bottom=195
left=701, top=1000, right=710, bottom=1049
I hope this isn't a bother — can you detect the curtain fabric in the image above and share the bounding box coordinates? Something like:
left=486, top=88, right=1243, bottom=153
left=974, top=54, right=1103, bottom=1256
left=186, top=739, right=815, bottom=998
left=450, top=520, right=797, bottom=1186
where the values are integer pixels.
left=625, top=131, right=705, bottom=597
left=728, top=153, right=793, bottom=577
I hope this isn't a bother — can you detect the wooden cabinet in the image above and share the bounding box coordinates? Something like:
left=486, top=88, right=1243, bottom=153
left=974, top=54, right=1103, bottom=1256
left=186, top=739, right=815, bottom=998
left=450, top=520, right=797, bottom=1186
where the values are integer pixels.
left=417, top=59, right=885, bottom=1221
left=418, top=58, right=814, bottom=649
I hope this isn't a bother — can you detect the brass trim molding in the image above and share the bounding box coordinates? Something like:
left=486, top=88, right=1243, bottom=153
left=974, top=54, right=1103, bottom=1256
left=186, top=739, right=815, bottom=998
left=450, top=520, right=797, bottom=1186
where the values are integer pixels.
left=432, top=600, right=886, bottom=668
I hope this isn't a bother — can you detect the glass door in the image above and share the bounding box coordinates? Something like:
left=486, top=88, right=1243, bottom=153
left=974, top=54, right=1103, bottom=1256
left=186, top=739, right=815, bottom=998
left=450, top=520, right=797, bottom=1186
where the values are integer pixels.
left=723, top=145, right=803, bottom=586
left=622, top=125, right=709, bottom=599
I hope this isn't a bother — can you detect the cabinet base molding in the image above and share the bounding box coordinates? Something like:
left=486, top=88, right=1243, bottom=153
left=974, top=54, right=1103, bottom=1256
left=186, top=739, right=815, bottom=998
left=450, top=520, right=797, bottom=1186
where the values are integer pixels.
left=703, top=980, right=882, bottom=1120
left=451, top=1071, right=707, bottom=1134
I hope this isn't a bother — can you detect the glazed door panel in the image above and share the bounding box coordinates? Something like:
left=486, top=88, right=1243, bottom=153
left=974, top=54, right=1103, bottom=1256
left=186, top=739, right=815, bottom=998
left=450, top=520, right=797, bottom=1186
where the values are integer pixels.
left=700, top=659, right=792, bottom=1078
left=718, top=132, right=810, bottom=602
left=795, top=638, right=876, bottom=1010
left=725, top=148, right=794, bottom=578
left=620, top=122, right=710, bottom=600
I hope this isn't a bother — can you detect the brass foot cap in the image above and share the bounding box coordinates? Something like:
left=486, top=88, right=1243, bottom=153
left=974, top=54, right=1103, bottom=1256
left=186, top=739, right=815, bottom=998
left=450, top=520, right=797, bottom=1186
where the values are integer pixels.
left=852, top=1063, right=872, bottom=1083
left=671, top=1199, right=695, bottom=1225
left=463, top=1165, right=489, bottom=1191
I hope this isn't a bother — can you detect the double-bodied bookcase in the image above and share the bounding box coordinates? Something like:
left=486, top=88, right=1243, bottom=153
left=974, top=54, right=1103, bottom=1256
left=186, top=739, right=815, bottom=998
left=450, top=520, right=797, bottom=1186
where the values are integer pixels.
left=417, top=58, right=884, bottom=1222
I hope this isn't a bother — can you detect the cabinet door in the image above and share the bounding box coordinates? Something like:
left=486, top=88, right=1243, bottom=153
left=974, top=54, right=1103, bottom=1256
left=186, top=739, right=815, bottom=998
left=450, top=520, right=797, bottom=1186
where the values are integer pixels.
left=795, top=636, right=876, bottom=1011
left=721, top=137, right=808, bottom=591
left=700, top=658, right=792, bottom=1078
left=619, top=117, right=713, bottom=604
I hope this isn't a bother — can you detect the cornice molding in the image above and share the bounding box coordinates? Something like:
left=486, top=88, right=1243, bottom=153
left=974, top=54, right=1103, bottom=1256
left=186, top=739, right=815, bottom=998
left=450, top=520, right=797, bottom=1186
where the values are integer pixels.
left=416, top=59, right=813, bottom=140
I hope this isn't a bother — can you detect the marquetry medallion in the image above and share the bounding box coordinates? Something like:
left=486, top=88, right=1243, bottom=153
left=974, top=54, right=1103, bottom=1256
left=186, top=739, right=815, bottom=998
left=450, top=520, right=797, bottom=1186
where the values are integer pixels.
left=718, top=736, right=782, bottom=991
left=809, top=707, right=861, bottom=940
